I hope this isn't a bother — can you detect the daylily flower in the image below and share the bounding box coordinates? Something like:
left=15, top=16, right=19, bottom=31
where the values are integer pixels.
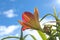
left=18, top=8, right=42, bottom=31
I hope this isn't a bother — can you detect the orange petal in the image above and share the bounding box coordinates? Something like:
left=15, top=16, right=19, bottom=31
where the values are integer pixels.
left=22, top=26, right=30, bottom=31
left=18, top=20, right=31, bottom=31
left=22, top=12, right=34, bottom=22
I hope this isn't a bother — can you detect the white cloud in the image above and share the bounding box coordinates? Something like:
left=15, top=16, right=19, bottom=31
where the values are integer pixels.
left=40, top=18, right=56, bottom=28
left=23, top=30, right=42, bottom=40
left=29, top=30, right=42, bottom=40
left=57, top=0, right=60, bottom=4
left=0, top=25, right=20, bottom=36
left=3, top=9, right=18, bottom=18
left=15, top=33, right=20, bottom=37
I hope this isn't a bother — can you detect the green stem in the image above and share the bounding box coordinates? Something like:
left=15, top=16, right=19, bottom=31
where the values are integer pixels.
left=20, top=27, right=24, bottom=40
left=37, top=30, right=47, bottom=40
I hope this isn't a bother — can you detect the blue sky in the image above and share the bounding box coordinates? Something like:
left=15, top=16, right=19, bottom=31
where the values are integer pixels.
left=0, top=0, right=60, bottom=40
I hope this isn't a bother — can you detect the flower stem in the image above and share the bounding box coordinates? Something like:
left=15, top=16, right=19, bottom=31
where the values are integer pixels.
left=20, top=27, right=24, bottom=40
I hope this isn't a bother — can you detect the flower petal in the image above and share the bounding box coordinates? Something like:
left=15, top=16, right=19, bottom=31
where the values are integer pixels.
left=22, top=12, right=34, bottom=22
left=18, top=20, right=31, bottom=31
left=34, top=8, right=39, bottom=21
left=34, top=8, right=41, bottom=29
left=22, top=26, right=30, bottom=31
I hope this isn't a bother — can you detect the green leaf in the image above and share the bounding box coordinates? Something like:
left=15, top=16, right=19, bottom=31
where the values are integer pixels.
left=53, top=7, right=59, bottom=21
left=37, top=30, right=47, bottom=40
left=24, top=34, right=37, bottom=40
left=53, top=7, right=56, bottom=17
left=40, top=13, right=59, bottom=23
left=24, top=34, right=29, bottom=39
left=29, top=34, right=37, bottom=40
left=40, top=14, right=53, bottom=22
left=1, top=36, right=20, bottom=40
left=52, top=29, right=56, bottom=35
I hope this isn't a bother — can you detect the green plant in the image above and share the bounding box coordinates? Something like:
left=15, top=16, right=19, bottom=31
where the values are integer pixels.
left=40, top=7, right=60, bottom=40
left=2, top=7, right=60, bottom=40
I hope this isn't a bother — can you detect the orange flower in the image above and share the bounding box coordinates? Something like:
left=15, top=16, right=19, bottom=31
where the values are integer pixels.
left=18, top=8, right=42, bottom=31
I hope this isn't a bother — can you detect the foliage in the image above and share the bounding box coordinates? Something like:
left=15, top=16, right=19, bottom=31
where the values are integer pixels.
left=1, top=8, right=60, bottom=40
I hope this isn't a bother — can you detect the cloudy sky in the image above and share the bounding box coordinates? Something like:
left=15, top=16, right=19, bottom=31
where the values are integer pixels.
left=0, top=0, right=60, bottom=40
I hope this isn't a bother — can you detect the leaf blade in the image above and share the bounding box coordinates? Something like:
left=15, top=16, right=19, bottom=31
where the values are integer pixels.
left=24, top=34, right=37, bottom=40
left=1, top=36, right=20, bottom=40
left=37, top=30, right=47, bottom=40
